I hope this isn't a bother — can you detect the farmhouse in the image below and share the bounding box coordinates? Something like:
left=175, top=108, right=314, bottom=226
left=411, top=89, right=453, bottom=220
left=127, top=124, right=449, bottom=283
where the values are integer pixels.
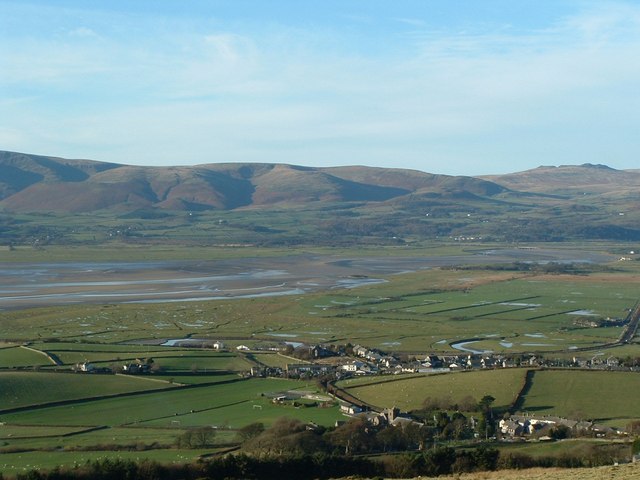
left=285, top=363, right=334, bottom=377
left=340, top=360, right=366, bottom=373
left=340, top=403, right=364, bottom=415
left=499, top=414, right=617, bottom=438
left=76, top=361, right=95, bottom=372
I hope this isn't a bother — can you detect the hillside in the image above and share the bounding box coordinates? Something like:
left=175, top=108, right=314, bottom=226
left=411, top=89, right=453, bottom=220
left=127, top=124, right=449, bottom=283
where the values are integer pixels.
left=433, top=464, right=640, bottom=480
left=0, top=151, right=503, bottom=213
left=484, top=163, right=640, bottom=196
left=1, top=150, right=640, bottom=245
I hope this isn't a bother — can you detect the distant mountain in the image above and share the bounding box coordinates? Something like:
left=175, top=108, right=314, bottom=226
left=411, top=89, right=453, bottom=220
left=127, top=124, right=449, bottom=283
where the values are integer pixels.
left=0, top=151, right=506, bottom=213
left=483, top=163, right=640, bottom=195
left=2, top=151, right=639, bottom=244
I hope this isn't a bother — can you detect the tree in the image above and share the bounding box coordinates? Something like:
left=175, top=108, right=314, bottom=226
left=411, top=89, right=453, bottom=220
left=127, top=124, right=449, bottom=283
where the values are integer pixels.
left=327, top=417, right=375, bottom=455
left=626, top=420, right=640, bottom=436
left=192, top=426, right=216, bottom=447
left=550, top=424, right=571, bottom=440
left=176, top=427, right=215, bottom=448
left=478, top=395, right=496, bottom=412
left=237, top=422, right=265, bottom=442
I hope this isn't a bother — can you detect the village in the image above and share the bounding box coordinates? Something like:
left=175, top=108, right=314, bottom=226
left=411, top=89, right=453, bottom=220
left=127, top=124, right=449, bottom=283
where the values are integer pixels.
left=73, top=338, right=639, bottom=444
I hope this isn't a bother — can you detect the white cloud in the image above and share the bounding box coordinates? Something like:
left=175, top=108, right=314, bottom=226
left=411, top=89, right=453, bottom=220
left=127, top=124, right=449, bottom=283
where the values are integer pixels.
left=68, top=26, right=99, bottom=38
left=2, top=2, right=640, bottom=174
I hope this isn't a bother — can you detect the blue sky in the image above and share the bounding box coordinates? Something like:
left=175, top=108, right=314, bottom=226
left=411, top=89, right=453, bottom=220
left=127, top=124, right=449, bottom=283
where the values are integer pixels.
left=1, top=0, right=639, bottom=175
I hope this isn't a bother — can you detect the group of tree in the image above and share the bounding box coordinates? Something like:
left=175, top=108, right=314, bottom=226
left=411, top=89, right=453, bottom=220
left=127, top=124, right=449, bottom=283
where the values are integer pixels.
left=10, top=441, right=632, bottom=480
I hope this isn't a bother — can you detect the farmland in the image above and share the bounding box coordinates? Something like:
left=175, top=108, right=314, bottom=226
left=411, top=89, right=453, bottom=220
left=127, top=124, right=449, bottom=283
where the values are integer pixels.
left=0, top=371, right=174, bottom=409
left=0, top=242, right=638, bottom=475
left=337, top=369, right=527, bottom=411
left=518, top=370, right=640, bottom=425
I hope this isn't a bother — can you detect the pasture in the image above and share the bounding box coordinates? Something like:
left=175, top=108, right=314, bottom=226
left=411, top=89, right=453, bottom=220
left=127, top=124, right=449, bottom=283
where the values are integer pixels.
left=0, top=371, right=174, bottom=409
left=518, top=370, right=640, bottom=425
left=0, top=242, right=638, bottom=475
left=0, top=377, right=339, bottom=428
left=0, top=345, right=54, bottom=368
left=337, top=369, right=528, bottom=411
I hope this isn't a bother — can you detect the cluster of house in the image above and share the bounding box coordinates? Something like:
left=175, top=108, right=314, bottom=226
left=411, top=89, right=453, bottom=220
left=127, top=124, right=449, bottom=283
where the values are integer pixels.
left=339, top=405, right=419, bottom=429
left=280, top=347, right=543, bottom=380
left=499, top=414, right=623, bottom=438
left=248, top=340, right=638, bottom=380
left=75, top=358, right=153, bottom=374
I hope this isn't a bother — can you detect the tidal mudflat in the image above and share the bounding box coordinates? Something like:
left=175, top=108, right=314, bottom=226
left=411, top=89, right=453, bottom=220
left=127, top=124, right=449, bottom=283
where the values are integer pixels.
left=0, top=248, right=612, bottom=310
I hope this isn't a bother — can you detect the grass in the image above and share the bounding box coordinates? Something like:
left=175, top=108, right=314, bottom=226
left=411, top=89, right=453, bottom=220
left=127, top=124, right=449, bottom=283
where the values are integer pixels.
left=1, top=263, right=637, bottom=354
left=0, top=241, right=639, bottom=476
left=0, top=425, right=89, bottom=439
left=0, top=371, right=174, bottom=410
left=496, top=438, right=632, bottom=458
left=248, top=353, right=292, bottom=368
left=0, top=377, right=337, bottom=428
left=0, top=449, right=214, bottom=476
left=431, top=464, right=640, bottom=480
left=518, top=370, right=640, bottom=426
left=338, top=369, right=528, bottom=411
left=0, top=346, right=54, bottom=368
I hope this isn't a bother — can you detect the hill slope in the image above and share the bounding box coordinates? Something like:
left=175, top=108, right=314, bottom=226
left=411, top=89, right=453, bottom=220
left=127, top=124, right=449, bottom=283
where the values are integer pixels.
left=0, top=151, right=505, bottom=213
left=2, top=151, right=640, bottom=245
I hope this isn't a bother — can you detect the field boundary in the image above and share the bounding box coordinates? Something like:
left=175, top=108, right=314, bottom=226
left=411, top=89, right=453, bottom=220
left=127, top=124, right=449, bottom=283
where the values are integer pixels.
left=19, top=345, right=60, bottom=365
left=0, top=375, right=248, bottom=416
left=509, top=369, right=536, bottom=413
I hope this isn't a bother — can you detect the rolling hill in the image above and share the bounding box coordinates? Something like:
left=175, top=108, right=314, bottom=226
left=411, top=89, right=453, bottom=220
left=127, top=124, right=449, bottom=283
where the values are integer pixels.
left=0, top=151, right=506, bottom=213
left=1, top=150, right=639, bottom=245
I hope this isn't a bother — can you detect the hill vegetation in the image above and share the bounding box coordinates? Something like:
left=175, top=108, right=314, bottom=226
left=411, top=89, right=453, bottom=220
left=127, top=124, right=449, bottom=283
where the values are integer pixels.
left=2, top=150, right=640, bottom=246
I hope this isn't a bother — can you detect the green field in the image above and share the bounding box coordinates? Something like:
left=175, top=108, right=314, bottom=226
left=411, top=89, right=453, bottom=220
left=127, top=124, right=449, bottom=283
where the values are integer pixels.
left=0, top=377, right=338, bottom=428
left=0, top=242, right=638, bottom=475
left=338, top=369, right=527, bottom=411
left=518, top=370, right=640, bottom=425
left=0, top=371, right=175, bottom=409
left=0, top=346, right=54, bottom=368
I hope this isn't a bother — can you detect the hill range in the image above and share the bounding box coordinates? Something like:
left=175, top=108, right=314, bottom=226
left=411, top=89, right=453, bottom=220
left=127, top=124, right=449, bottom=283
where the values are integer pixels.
left=1, top=150, right=639, bottom=245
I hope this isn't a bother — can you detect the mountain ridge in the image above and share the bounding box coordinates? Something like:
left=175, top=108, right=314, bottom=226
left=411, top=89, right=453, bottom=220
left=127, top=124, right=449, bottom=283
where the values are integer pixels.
left=2, top=150, right=640, bottom=244
left=0, top=150, right=514, bottom=213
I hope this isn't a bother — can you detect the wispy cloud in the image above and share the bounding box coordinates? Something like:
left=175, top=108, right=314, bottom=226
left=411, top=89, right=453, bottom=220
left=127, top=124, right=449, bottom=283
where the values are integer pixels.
left=1, top=1, right=640, bottom=174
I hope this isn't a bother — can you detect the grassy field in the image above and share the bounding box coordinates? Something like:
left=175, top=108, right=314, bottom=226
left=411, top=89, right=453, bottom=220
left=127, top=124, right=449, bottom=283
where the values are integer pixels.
left=338, top=369, right=528, bottom=411
left=0, top=371, right=175, bottom=409
left=0, top=377, right=339, bottom=428
left=0, top=346, right=54, bottom=368
left=0, top=242, right=638, bottom=476
left=518, top=370, right=640, bottom=426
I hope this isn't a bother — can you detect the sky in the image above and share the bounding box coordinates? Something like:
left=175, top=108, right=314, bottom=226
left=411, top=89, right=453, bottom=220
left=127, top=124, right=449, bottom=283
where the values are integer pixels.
left=1, top=0, right=639, bottom=175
